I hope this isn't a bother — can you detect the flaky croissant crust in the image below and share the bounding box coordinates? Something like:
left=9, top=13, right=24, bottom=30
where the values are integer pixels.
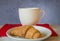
left=10, top=25, right=41, bottom=39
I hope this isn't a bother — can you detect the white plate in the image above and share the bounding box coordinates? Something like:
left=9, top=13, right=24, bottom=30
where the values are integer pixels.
left=6, top=26, right=52, bottom=41
left=0, top=37, right=17, bottom=41
left=0, top=37, right=43, bottom=41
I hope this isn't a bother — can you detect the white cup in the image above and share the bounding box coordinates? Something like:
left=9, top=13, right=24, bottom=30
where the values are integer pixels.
left=18, top=8, right=45, bottom=25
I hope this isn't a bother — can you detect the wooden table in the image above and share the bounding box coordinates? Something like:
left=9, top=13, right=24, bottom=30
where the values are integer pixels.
left=0, top=25, right=60, bottom=41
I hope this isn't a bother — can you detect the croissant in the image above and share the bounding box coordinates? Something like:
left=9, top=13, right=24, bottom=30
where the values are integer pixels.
left=10, top=25, right=41, bottom=39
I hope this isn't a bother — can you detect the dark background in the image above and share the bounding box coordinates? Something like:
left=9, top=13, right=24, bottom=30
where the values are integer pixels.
left=0, top=0, right=60, bottom=25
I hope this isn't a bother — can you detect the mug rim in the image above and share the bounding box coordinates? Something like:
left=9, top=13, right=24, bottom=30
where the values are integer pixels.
left=19, top=8, right=40, bottom=9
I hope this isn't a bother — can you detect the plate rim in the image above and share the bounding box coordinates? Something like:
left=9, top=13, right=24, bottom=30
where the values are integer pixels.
left=6, top=26, right=52, bottom=40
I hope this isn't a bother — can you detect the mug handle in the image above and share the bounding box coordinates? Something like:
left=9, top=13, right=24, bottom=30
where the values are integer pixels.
left=40, top=9, right=45, bottom=19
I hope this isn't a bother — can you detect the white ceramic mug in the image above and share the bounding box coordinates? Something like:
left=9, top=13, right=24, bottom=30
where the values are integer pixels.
left=18, top=8, right=45, bottom=25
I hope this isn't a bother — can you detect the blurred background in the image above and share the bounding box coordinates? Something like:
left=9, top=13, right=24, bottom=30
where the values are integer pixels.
left=0, top=0, right=60, bottom=25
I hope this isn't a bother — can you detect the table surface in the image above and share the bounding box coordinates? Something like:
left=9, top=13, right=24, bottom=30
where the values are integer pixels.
left=0, top=25, right=60, bottom=41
